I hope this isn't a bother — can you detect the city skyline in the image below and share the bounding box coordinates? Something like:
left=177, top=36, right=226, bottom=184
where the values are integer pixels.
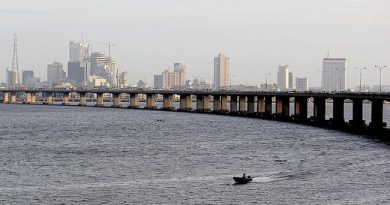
left=0, top=0, right=389, bottom=88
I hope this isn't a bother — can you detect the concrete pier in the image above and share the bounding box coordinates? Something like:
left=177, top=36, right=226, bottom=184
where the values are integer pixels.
left=213, top=95, right=221, bottom=112
left=162, top=94, right=174, bottom=110
left=230, top=96, right=238, bottom=113
left=62, top=93, right=70, bottom=106
left=221, top=95, right=228, bottom=112
left=2, top=92, right=9, bottom=103
left=370, top=99, right=386, bottom=128
left=238, top=96, right=246, bottom=113
left=257, top=96, right=265, bottom=113
left=196, top=95, right=210, bottom=112
left=276, top=96, right=289, bottom=118
left=129, top=94, right=139, bottom=108
left=313, top=97, right=326, bottom=123
left=112, top=93, right=121, bottom=108
left=264, top=96, right=273, bottom=117
left=96, top=93, right=104, bottom=107
left=79, top=93, right=87, bottom=106
left=349, top=99, right=365, bottom=128
left=180, top=95, right=192, bottom=111
left=146, top=94, right=157, bottom=109
left=10, top=93, right=17, bottom=104
left=330, top=98, right=345, bottom=127
left=294, top=97, right=307, bottom=121
left=247, top=96, right=255, bottom=114
left=46, top=93, right=53, bottom=105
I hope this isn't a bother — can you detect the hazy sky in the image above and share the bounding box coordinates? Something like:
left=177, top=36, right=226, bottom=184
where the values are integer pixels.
left=0, top=0, right=389, bottom=88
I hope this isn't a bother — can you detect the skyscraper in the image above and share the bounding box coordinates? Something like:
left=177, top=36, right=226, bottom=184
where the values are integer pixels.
left=47, top=62, right=66, bottom=85
left=154, top=75, right=163, bottom=89
left=22, top=70, right=34, bottom=86
left=68, top=41, right=89, bottom=86
left=296, top=77, right=308, bottom=91
left=214, top=53, right=229, bottom=89
left=277, top=65, right=289, bottom=90
left=322, top=58, right=346, bottom=91
left=90, top=52, right=116, bottom=87
left=289, top=72, right=294, bottom=90
left=173, top=63, right=186, bottom=87
left=6, top=69, right=18, bottom=89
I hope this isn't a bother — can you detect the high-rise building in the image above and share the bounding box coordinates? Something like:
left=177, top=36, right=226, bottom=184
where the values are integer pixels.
left=154, top=75, right=163, bottom=89
left=68, top=41, right=89, bottom=86
left=47, top=62, right=66, bottom=85
left=6, top=69, right=18, bottom=89
left=90, top=52, right=116, bottom=86
left=277, top=65, right=289, bottom=90
left=118, top=71, right=128, bottom=88
left=214, top=53, right=229, bottom=89
left=173, top=63, right=186, bottom=87
left=322, top=58, right=346, bottom=91
left=296, top=77, right=308, bottom=91
left=161, top=69, right=175, bottom=89
left=22, top=70, right=40, bottom=88
left=289, top=72, right=293, bottom=90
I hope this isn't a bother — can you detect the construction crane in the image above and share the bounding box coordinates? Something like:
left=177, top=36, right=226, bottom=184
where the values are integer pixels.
left=98, top=41, right=115, bottom=57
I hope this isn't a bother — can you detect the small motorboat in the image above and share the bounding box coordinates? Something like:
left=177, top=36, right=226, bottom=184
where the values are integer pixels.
left=233, top=175, right=253, bottom=184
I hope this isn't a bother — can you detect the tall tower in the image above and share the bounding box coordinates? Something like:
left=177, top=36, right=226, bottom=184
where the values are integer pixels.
left=11, top=33, right=20, bottom=87
left=322, top=58, right=346, bottom=91
left=277, top=65, right=289, bottom=90
left=214, top=53, right=230, bottom=89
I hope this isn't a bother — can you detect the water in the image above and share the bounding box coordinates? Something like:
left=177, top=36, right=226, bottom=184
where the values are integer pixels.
left=0, top=104, right=389, bottom=204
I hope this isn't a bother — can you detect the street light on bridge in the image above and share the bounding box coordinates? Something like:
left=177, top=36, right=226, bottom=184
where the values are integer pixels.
left=355, top=67, right=366, bottom=92
left=374, top=65, right=387, bottom=92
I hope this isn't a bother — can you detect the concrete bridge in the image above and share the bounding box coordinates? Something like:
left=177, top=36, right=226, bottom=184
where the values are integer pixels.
left=1, top=88, right=389, bottom=140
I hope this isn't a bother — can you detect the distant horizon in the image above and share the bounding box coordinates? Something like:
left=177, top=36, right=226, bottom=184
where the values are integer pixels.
left=1, top=0, right=389, bottom=88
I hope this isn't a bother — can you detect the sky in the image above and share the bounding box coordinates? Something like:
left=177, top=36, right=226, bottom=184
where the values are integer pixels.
left=0, top=0, right=389, bottom=88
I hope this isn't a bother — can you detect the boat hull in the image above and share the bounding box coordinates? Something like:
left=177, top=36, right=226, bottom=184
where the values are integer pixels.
left=233, top=177, right=252, bottom=184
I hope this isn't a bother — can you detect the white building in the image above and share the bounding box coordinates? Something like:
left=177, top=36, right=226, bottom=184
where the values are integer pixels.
left=322, top=58, right=346, bottom=91
left=90, top=52, right=116, bottom=87
left=277, top=65, right=289, bottom=90
left=214, top=53, right=230, bottom=89
left=296, top=77, right=308, bottom=91
left=173, top=63, right=186, bottom=87
left=289, top=72, right=294, bottom=90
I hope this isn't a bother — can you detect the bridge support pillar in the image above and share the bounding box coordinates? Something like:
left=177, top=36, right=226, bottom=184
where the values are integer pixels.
left=230, top=95, right=238, bottom=113
left=239, top=96, right=246, bottom=113
left=276, top=96, right=289, bottom=119
left=264, top=96, right=273, bottom=117
left=25, top=92, right=32, bottom=104
left=349, top=99, right=366, bottom=129
left=10, top=93, right=17, bottom=104
left=162, top=94, right=174, bottom=110
left=179, top=95, right=192, bottom=111
left=369, top=99, right=386, bottom=128
left=2, top=92, right=9, bottom=103
left=196, top=95, right=209, bottom=112
left=129, top=94, right=139, bottom=108
left=312, top=97, right=326, bottom=124
left=62, top=93, right=70, bottom=106
left=112, top=93, right=121, bottom=108
left=247, top=96, right=255, bottom=114
left=257, top=96, right=265, bottom=114
left=79, top=93, right=87, bottom=106
left=213, top=95, right=221, bottom=112
left=294, top=97, right=307, bottom=121
left=96, top=93, right=104, bottom=107
left=46, top=93, right=53, bottom=105
left=221, top=95, right=228, bottom=112
left=330, top=98, right=345, bottom=127
left=146, top=94, right=157, bottom=109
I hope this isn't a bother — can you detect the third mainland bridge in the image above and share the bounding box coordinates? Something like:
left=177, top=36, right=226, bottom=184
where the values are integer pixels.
left=1, top=88, right=390, bottom=141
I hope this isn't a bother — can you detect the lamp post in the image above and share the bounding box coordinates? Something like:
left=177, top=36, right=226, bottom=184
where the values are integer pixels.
left=355, top=67, right=366, bottom=92
left=316, top=70, right=323, bottom=91
left=374, top=65, right=387, bottom=92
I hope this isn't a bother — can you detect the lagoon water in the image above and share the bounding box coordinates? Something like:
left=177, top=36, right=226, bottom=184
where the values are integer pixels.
left=0, top=103, right=389, bottom=204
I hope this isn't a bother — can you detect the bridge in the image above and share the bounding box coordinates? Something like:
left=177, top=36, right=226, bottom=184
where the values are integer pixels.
left=1, top=88, right=389, bottom=141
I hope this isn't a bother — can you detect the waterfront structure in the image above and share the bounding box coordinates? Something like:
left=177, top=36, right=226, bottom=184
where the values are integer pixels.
left=322, top=58, right=346, bottom=91
left=90, top=52, right=116, bottom=87
left=47, top=62, right=66, bottom=85
left=277, top=65, right=289, bottom=90
left=289, top=72, right=293, bottom=90
left=296, top=77, right=308, bottom=91
left=22, top=70, right=40, bottom=88
left=214, top=53, right=230, bottom=89
left=68, top=41, right=89, bottom=86
left=118, top=71, right=128, bottom=88
left=1, top=88, right=389, bottom=140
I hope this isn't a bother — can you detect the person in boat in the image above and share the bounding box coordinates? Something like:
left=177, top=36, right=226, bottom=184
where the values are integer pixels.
left=242, top=173, right=246, bottom=178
